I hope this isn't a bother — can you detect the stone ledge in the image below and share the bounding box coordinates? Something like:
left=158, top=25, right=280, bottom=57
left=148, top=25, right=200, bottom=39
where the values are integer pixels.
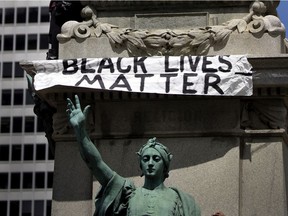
left=51, top=128, right=287, bottom=141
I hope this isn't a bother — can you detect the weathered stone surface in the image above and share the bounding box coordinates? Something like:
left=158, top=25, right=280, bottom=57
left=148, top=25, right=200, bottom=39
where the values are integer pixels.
left=52, top=142, right=93, bottom=216
left=134, top=12, right=209, bottom=29
left=240, top=137, right=288, bottom=216
left=59, top=32, right=286, bottom=58
left=92, top=99, right=240, bottom=137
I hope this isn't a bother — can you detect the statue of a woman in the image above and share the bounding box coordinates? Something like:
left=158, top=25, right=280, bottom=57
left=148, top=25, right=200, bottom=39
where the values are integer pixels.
left=67, top=95, right=202, bottom=216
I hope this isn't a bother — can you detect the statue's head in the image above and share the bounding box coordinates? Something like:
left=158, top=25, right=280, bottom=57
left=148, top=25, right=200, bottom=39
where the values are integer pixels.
left=137, top=137, right=173, bottom=179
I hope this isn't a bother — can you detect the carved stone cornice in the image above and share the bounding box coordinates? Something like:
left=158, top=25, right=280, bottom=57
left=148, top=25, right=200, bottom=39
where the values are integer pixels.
left=58, top=0, right=285, bottom=56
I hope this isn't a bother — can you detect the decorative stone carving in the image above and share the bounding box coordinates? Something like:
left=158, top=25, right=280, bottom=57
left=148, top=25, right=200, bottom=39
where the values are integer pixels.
left=247, top=15, right=286, bottom=35
left=57, top=0, right=285, bottom=56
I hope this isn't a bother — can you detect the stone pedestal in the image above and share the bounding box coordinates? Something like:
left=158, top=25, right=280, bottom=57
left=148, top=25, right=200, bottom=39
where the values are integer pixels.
left=240, top=134, right=288, bottom=215
left=51, top=141, right=93, bottom=216
left=41, top=93, right=287, bottom=216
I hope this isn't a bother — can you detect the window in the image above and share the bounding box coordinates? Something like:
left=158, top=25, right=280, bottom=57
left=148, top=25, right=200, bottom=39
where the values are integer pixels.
left=0, top=173, right=8, bottom=189
left=0, top=201, right=7, bottom=216
left=29, top=7, right=38, bottom=23
left=2, top=62, right=13, bottom=78
left=15, top=62, right=24, bottom=78
left=47, top=172, right=53, bottom=188
left=0, top=145, right=9, bottom=161
left=25, top=116, right=34, bottom=132
left=17, top=7, right=26, bottom=23
left=36, top=144, right=46, bottom=160
left=48, top=147, right=54, bottom=160
left=27, top=34, right=37, bottom=50
left=46, top=200, right=52, bottom=216
left=35, top=172, right=45, bottom=188
left=22, top=201, right=32, bottom=216
left=4, top=35, right=13, bottom=51
left=0, top=35, right=2, bottom=51
left=16, top=34, right=25, bottom=50
left=23, top=172, right=33, bottom=189
left=34, top=200, right=44, bottom=216
left=40, top=34, right=49, bottom=49
left=0, top=9, right=3, bottom=24
left=25, top=89, right=34, bottom=105
left=11, top=145, right=21, bottom=160
left=37, top=117, right=45, bottom=132
left=24, top=144, right=34, bottom=161
left=5, top=8, right=14, bottom=24
left=13, top=117, right=23, bottom=133
left=14, top=89, right=24, bottom=105
left=1, top=117, right=10, bottom=133
left=2, top=89, right=12, bottom=105
left=10, top=201, right=20, bottom=216
left=11, top=172, right=21, bottom=189
left=41, top=7, right=49, bottom=22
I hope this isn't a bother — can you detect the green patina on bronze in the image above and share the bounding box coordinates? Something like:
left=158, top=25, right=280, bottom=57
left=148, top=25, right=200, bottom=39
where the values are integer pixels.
left=67, top=95, right=201, bottom=216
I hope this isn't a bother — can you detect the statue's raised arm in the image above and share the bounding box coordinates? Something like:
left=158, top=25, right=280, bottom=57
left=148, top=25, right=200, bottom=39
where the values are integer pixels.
left=66, top=95, right=113, bottom=186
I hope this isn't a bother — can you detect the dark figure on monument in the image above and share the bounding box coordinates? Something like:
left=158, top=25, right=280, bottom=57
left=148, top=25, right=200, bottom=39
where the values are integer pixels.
left=47, top=1, right=83, bottom=59
left=67, top=95, right=225, bottom=216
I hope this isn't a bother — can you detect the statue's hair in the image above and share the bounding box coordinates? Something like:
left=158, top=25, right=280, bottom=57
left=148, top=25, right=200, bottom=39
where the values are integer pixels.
left=137, top=137, right=173, bottom=179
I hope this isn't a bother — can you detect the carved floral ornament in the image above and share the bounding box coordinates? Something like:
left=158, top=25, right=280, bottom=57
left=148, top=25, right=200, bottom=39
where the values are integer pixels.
left=57, top=0, right=286, bottom=56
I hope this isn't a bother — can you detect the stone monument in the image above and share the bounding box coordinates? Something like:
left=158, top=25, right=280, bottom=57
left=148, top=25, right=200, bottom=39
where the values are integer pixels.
left=21, top=1, right=288, bottom=215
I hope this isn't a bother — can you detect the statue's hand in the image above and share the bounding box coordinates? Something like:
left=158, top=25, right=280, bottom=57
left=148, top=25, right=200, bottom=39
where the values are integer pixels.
left=66, top=95, right=90, bottom=129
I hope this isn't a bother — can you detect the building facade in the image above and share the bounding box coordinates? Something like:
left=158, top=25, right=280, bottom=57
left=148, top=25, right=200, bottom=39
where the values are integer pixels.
left=0, top=1, right=54, bottom=216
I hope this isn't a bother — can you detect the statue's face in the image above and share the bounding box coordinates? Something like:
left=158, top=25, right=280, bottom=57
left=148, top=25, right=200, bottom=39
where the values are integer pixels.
left=140, top=147, right=165, bottom=179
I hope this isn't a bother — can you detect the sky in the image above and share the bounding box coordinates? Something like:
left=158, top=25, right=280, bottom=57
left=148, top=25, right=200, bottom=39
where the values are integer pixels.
left=277, top=0, right=288, bottom=37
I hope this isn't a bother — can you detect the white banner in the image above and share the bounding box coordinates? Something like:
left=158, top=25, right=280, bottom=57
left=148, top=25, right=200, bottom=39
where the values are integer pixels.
left=33, top=55, right=253, bottom=96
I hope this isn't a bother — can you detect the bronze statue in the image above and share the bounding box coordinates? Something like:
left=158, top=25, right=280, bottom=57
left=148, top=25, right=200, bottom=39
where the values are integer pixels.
left=67, top=95, right=224, bottom=216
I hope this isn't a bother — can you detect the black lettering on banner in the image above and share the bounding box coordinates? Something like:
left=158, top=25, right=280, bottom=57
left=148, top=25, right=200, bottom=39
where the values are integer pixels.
left=135, top=74, right=154, bottom=92
left=62, top=59, right=78, bottom=74
left=160, top=74, right=178, bottom=93
left=97, top=58, right=115, bottom=73
left=204, top=74, right=224, bottom=95
left=180, top=56, right=200, bottom=72
left=165, top=56, right=179, bottom=72
left=180, top=56, right=185, bottom=72
left=110, top=74, right=132, bottom=91
left=218, top=55, right=232, bottom=72
left=117, top=57, right=131, bottom=73
left=183, top=73, right=197, bottom=94
left=75, top=75, right=105, bottom=89
left=202, top=57, right=217, bottom=73
left=134, top=57, right=148, bottom=73
left=81, top=58, right=96, bottom=73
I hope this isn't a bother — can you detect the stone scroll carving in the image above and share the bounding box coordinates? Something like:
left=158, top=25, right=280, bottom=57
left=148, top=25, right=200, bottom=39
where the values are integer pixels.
left=57, top=0, right=285, bottom=56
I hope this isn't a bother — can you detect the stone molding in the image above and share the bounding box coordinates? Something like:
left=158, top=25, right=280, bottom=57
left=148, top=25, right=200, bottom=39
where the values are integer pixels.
left=58, top=1, right=285, bottom=56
